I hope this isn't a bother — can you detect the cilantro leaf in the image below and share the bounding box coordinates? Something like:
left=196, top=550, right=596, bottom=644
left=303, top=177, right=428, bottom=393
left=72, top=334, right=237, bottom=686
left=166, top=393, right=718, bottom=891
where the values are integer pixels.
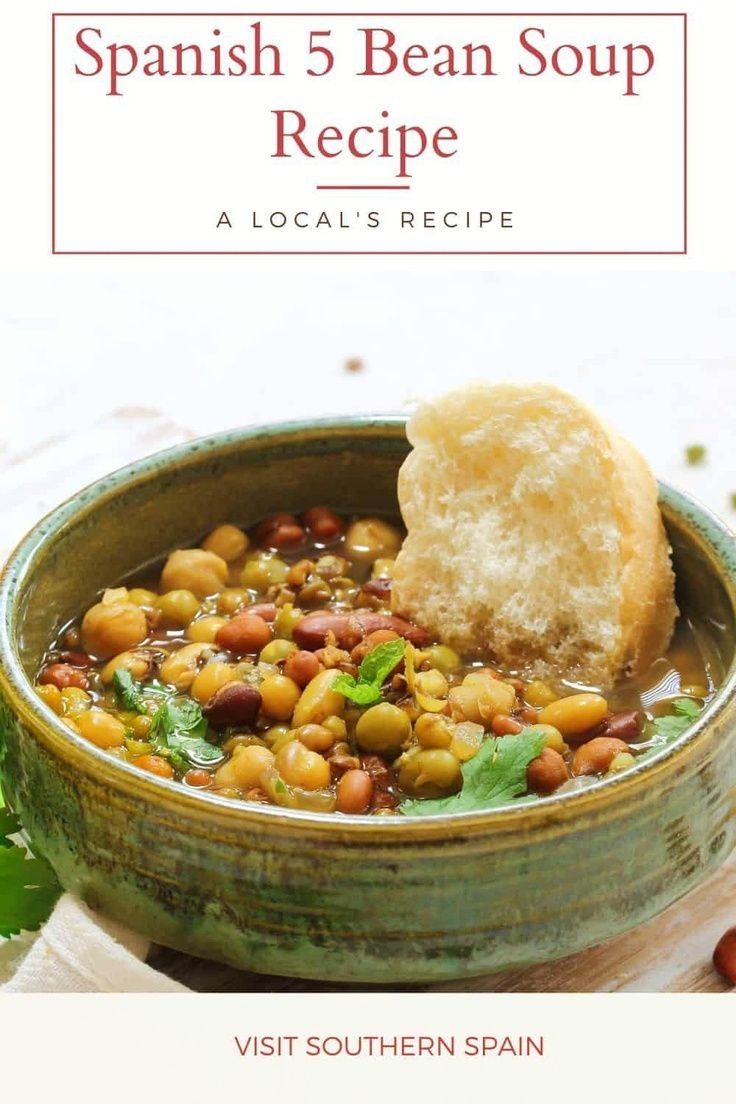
left=113, top=668, right=148, bottom=713
left=647, top=697, right=703, bottom=741
left=400, top=728, right=548, bottom=817
left=149, top=697, right=223, bottom=772
left=333, top=638, right=406, bottom=707
left=0, top=844, right=61, bottom=939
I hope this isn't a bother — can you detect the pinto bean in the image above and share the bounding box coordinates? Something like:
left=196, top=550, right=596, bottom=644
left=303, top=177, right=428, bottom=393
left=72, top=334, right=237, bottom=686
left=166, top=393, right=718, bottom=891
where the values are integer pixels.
left=215, top=614, right=272, bottom=655
left=283, top=649, right=321, bottom=688
left=58, top=650, right=92, bottom=668
left=527, top=748, right=569, bottom=794
left=336, top=770, right=374, bottom=814
left=572, top=737, right=629, bottom=777
left=203, top=682, right=262, bottom=728
left=301, top=507, right=345, bottom=542
left=292, top=610, right=429, bottom=652
left=244, top=602, right=278, bottom=622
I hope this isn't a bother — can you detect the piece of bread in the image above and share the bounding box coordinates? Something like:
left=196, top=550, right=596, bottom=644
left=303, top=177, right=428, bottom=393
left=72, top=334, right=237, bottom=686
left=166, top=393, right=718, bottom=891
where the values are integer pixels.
left=391, top=383, right=676, bottom=688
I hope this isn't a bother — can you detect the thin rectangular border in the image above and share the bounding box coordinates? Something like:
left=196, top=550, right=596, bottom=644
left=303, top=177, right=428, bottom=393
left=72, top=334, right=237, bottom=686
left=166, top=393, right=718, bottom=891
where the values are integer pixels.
left=51, top=11, right=688, bottom=255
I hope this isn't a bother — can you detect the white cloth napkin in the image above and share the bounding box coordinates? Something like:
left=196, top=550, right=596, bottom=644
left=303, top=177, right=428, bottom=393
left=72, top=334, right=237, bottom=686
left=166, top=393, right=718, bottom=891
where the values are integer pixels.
left=0, top=893, right=189, bottom=992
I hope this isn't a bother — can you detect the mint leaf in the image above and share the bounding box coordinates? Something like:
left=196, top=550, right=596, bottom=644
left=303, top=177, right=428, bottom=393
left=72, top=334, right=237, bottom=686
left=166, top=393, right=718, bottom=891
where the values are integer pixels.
left=333, top=638, right=406, bottom=708
left=331, top=675, right=382, bottom=707
left=149, top=697, right=223, bottom=771
left=113, top=668, right=148, bottom=713
left=400, top=728, right=547, bottom=817
left=358, top=638, right=406, bottom=688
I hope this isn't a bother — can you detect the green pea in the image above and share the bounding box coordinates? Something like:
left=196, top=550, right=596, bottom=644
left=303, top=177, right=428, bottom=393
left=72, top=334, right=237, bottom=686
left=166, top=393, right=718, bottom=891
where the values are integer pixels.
left=355, top=702, right=411, bottom=758
left=259, top=639, right=297, bottom=665
left=422, top=644, right=461, bottom=675
left=398, top=749, right=462, bottom=798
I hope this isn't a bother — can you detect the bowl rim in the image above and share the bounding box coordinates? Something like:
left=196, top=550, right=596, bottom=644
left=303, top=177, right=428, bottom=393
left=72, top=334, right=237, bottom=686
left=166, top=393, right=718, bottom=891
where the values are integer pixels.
left=1, top=414, right=735, bottom=839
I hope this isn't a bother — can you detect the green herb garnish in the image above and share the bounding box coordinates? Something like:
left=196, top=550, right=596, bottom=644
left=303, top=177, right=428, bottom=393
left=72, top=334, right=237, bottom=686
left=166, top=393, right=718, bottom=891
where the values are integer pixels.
left=113, top=668, right=148, bottom=713
left=149, top=696, right=223, bottom=773
left=332, top=638, right=406, bottom=707
left=685, top=443, right=706, bottom=465
left=400, top=728, right=547, bottom=817
left=650, top=696, right=702, bottom=739
left=0, top=806, right=60, bottom=938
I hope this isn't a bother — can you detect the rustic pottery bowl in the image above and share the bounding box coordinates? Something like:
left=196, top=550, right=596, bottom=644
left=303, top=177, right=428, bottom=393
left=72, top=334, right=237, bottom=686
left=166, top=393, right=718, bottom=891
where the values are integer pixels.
left=1, top=418, right=735, bottom=984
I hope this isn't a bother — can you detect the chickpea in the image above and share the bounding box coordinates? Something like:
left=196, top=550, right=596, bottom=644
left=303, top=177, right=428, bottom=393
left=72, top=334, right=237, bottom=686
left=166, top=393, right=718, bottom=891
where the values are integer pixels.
left=273, top=603, right=303, bottom=641
left=128, top=587, right=159, bottom=609
left=261, top=723, right=290, bottom=747
left=284, top=649, right=321, bottom=688
left=60, top=686, right=91, bottom=718
left=276, top=740, right=331, bottom=790
left=399, top=748, right=462, bottom=798
left=159, top=642, right=211, bottom=691
left=540, top=693, right=609, bottom=737
left=161, top=548, right=228, bottom=599
left=421, top=644, right=462, bottom=676
left=355, top=702, right=411, bottom=758
left=186, top=615, right=228, bottom=643
left=241, top=553, right=289, bottom=592
left=415, top=713, right=452, bottom=749
left=217, top=587, right=250, bottom=617
left=322, top=715, right=347, bottom=741
left=260, top=674, right=301, bottom=721
left=201, top=524, right=248, bottom=563
left=214, top=744, right=275, bottom=791
left=449, top=674, right=516, bottom=725
left=100, top=649, right=154, bottom=685
left=259, top=639, right=297, bottom=665
left=190, top=662, right=238, bottom=705
left=76, top=709, right=126, bottom=749
left=345, top=517, right=402, bottom=563
left=81, top=598, right=148, bottom=660
left=524, top=723, right=566, bottom=754
left=336, top=770, right=373, bottom=814
left=525, top=681, right=558, bottom=708
left=293, top=724, right=335, bottom=752
left=292, top=669, right=345, bottom=728
left=131, top=754, right=175, bottom=780
left=36, top=684, right=62, bottom=714
left=156, top=589, right=200, bottom=627
left=607, top=751, right=637, bottom=774
left=216, top=614, right=272, bottom=656
left=415, top=668, right=449, bottom=699
left=572, top=737, right=629, bottom=777
left=527, top=748, right=569, bottom=794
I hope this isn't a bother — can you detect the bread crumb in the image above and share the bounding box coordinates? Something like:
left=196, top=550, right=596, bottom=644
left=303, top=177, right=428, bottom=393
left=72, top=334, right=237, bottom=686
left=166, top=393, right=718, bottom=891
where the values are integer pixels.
left=344, top=357, right=364, bottom=374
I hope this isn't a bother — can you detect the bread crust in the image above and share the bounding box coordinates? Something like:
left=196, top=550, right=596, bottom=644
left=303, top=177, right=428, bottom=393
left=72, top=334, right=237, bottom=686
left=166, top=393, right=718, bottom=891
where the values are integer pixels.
left=391, top=383, right=676, bottom=688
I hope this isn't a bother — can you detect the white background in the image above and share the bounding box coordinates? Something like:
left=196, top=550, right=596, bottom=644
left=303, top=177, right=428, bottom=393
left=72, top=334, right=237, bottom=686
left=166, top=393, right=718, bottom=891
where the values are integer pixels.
left=52, top=12, right=685, bottom=252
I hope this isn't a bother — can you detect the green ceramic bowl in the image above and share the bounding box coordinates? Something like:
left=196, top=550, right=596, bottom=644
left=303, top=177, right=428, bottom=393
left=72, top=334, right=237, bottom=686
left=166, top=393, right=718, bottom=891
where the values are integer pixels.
left=1, top=417, right=736, bottom=984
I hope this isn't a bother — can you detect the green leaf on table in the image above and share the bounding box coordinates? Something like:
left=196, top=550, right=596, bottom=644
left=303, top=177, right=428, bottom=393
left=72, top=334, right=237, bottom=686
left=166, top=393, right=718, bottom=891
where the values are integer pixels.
left=0, top=844, right=61, bottom=939
left=333, top=638, right=406, bottom=708
left=400, top=728, right=548, bottom=817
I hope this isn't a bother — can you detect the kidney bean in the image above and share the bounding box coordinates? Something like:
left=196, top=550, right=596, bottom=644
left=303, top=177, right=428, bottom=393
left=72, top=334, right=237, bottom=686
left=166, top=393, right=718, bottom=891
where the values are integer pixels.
left=183, top=769, right=213, bottom=788
left=269, top=523, right=306, bottom=549
left=40, top=663, right=89, bottom=691
left=713, top=927, right=736, bottom=983
left=527, top=748, right=569, bottom=794
left=255, top=513, right=298, bottom=546
left=371, top=789, right=398, bottom=812
left=336, top=769, right=374, bottom=814
left=301, top=506, right=345, bottom=542
left=203, top=682, right=262, bottom=728
left=216, top=614, right=272, bottom=655
left=244, top=602, right=278, bottom=622
left=283, top=649, right=321, bottom=688
left=361, top=577, right=392, bottom=600
left=58, top=650, right=92, bottom=668
left=571, top=736, right=629, bottom=776
left=292, top=610, right=430, bottom=652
